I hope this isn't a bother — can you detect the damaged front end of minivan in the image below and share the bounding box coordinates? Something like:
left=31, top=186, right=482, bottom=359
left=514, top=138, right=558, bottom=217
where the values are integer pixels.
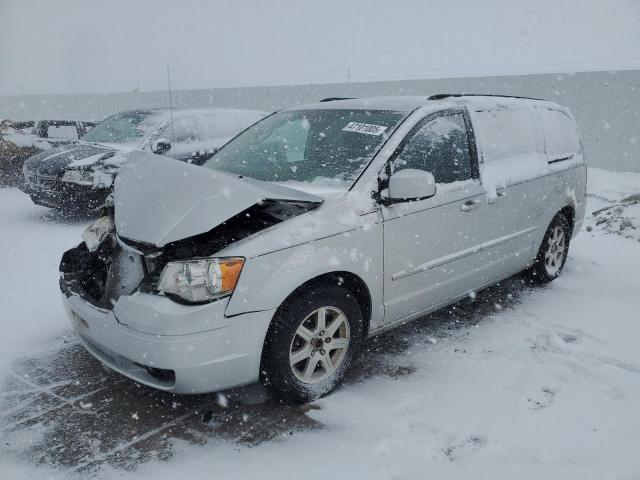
left=60, top=197, right=321, bottom=308
left=60, top=153, right=323, bottom=310
left=58, top=153, right=325, bottom=393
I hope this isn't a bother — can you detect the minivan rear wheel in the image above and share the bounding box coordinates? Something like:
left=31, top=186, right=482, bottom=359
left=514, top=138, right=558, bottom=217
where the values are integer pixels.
left=526, top=213, right=570, bottom=283
left=260, top=285, right=364, bottom=403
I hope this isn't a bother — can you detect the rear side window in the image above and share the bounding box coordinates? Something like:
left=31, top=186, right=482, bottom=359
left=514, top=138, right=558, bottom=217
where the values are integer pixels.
left=472, top=108, right=539, bottom=163
left=160, top=117, right=199, bottom=143
left=197, top=113, right=237, bottom=139
left=197, top=111, right=261, bottom=140
left=392, top=113, right=472, bottom=184
left=537, top=108, right=580, bottom=160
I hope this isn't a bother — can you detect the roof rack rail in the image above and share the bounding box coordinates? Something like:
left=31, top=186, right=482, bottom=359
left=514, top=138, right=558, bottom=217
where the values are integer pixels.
left=427, top=93, right=544, bottom=101
left=319, top=97, right=356, bottom=102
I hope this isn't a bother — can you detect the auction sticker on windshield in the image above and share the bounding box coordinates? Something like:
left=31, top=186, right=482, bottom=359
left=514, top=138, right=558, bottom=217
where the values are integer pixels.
left=342, top=121, right=388, bottom=136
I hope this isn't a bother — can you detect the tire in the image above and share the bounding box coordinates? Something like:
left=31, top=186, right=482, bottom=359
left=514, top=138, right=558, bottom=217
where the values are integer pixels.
left=260, top=284, right=364, bottom=403
left=526, top=213, right=571, bottom=284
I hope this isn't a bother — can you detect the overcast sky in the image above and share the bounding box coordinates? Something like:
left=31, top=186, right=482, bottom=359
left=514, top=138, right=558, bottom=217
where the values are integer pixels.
left=1, top=0, right=639, bottom=96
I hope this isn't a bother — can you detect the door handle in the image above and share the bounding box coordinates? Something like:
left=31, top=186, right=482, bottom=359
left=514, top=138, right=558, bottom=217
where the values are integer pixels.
left=460, top=199, right=482, bottom=212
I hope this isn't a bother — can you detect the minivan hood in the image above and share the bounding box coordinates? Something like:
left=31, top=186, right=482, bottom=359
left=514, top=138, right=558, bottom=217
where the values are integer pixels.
left=114, top=151, right=323, bottom=247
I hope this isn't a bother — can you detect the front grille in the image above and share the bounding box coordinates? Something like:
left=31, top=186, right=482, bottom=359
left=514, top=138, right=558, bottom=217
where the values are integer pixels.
left=32, top=172, right=59, bottom=188
left=24, top=169, right=62, bottom=192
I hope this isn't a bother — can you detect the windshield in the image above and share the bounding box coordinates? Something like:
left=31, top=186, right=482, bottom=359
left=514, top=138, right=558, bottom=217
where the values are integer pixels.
left=81, top=111, right=161, bottom=145
left=204, top=109, right=405, bottom=188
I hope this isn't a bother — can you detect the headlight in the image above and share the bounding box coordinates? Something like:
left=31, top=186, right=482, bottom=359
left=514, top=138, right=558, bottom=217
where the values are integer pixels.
left=61, top=169, right=94, bottom=185
left=157, top=257, right=244, bottom=303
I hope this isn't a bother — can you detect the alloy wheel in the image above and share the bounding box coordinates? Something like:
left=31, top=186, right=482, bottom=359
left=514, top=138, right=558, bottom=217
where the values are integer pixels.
left=544, top=225, right=566, bottom=276
left=289, top=306, right=350, bottom=384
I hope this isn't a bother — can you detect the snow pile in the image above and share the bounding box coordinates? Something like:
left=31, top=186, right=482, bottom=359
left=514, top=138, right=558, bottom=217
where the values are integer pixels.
left=586, top=167, right=640, bottom=241
left=591, top=195, right=640, bottom=241
left=587, top=167, right=640, bottom=202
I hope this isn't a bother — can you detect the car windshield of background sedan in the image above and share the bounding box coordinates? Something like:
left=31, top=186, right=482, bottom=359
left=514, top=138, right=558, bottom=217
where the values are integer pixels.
left=204, top=109, right=405, bottom=188
left=81, top=111, right=161, bottom=145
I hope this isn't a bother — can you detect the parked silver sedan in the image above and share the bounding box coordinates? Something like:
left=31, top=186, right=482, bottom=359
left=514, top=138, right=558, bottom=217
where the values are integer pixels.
left=60, top=95, right=586, bottom=402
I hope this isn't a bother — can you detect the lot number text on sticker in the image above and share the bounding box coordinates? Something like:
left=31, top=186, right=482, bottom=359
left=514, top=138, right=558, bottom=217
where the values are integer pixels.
left=342, top=122, right=388, bottom=136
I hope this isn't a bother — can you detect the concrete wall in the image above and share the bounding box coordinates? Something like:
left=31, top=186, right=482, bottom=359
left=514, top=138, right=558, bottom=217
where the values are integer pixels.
left=1, top=70, right=638, bottom=171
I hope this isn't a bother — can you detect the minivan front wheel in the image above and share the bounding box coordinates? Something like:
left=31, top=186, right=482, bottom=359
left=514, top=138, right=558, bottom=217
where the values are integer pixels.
left=261, top=284, right=363, bottom=402
left=290, top=306, right=351, bottom=384
left=527, top=213, right=570, bottom=283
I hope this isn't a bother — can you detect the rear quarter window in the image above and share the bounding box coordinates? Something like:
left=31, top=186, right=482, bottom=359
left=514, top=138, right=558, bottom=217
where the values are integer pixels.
left=537, top=108, right=581, bottom=160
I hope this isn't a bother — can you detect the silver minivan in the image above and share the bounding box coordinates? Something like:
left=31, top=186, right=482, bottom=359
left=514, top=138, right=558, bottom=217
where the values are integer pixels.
left=60, top=95, right=586, bottom=402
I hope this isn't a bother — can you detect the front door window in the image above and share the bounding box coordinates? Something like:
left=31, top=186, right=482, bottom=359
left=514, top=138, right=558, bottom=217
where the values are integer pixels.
left=391, top=113, right=472, bottom=184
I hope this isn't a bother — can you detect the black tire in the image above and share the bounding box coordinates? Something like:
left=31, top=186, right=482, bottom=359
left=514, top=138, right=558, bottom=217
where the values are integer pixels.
left=526, top=213, right=571, bottom=284
left=260, top=284, right=364, bottom=403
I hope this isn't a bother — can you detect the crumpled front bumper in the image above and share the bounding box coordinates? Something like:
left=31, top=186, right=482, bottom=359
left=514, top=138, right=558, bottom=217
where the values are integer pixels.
left=61, top=288, right=275, bottom=394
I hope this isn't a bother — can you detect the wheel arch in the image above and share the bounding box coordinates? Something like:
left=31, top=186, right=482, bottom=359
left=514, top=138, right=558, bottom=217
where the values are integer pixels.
left=535, top=205, right=575, bottom=255
left=257, top=270, right=371, bottom=401
left=559, top=205, right=576, bottom=237
left=271, top=271, right=373, bottom=341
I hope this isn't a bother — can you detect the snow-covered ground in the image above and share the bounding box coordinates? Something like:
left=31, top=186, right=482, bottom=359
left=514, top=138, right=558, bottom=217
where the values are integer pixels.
left=1, top=167, right=639, bottom=479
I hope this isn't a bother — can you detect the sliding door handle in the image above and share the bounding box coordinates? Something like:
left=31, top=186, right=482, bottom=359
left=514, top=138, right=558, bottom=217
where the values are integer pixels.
left=460, top=199, right=482, bottom=212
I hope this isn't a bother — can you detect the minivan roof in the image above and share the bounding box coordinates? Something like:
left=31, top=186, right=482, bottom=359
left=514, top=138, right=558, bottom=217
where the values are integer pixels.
left=292, top=95, right=560, bottom=113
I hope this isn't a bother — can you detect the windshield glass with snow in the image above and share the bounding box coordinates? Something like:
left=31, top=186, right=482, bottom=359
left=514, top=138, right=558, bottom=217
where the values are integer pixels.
left=204, top=109, right=405, bottom=188
left=81, top=111, right=161, bottom=145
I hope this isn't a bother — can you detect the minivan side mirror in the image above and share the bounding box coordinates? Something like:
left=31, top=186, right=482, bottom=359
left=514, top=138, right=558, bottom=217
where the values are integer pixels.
left=152, top=138, right=172, bottom=155
left=380, top=168, right=437, bottom=205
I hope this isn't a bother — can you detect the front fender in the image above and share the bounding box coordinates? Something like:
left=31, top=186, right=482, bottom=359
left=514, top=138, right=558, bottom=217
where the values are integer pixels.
left=225, top=215, right=384, bottom=330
